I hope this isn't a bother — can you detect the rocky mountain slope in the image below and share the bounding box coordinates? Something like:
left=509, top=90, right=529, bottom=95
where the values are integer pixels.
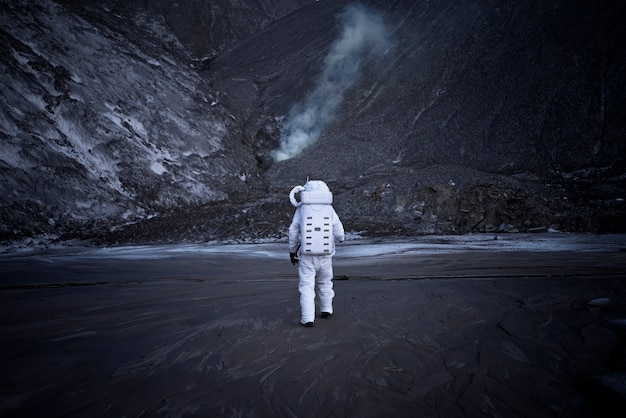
left=1, top=0, right=625, bottom=246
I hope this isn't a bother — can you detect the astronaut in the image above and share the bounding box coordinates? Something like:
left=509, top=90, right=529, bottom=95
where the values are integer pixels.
left=288, top=180, right=345, bottom=327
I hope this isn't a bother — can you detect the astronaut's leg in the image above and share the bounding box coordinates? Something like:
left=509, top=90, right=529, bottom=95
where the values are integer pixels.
left=298, top=255, right=316, bottom=325
left=316, top=256, right=335, bottom=316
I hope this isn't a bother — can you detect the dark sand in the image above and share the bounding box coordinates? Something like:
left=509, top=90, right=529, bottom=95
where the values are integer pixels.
left=1, top=236, right=626, bottom=417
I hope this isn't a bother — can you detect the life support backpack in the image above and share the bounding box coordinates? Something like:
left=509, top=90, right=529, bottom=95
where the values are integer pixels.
left=289, top=180, right=335, bottom=255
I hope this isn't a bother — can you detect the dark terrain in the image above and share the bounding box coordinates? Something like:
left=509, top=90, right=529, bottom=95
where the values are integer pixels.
left=1, top=236, right=626, bottom=417
left=1, top=0, right=625, bottom=245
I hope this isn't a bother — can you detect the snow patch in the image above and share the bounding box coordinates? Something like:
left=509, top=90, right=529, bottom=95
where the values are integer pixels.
left=146, top=58, right=161, bottom=67
left=150, top=161, right=167, bottom=175
left=4, top=233, right=624, bottom=261
left=103, top=103, right=148, bottom=137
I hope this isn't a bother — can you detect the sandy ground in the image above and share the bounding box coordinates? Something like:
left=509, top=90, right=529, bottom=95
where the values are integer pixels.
left=1, top=234, right=626, bottom=417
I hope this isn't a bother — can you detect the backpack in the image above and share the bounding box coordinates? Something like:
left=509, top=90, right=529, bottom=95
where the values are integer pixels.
left=300, top=204, right=334, bottom=255
left=290, top=180, right=336, bottom=255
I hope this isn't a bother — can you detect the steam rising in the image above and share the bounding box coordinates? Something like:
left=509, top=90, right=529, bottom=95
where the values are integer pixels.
left=271, top=4, right=389, bottom=162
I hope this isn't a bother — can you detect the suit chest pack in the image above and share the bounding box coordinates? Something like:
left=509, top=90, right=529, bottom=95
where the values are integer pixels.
left=289, top=180, right=335, bottom=256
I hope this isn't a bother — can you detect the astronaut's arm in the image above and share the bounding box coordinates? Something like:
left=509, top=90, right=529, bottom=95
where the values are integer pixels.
left=288, top=209, right=301, bottom=253
left=332, top=209, right=345, bottom=242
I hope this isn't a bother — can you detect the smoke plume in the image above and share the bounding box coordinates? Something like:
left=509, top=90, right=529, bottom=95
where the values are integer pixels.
left=271, top=4, right=389, bottom=162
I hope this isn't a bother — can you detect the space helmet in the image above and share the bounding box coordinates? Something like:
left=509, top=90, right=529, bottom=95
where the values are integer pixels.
left=289, top=180, right=333, bottom=207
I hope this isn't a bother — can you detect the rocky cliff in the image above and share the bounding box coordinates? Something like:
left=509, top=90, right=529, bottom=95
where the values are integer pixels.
left=1, top=0, right=625, bottom=246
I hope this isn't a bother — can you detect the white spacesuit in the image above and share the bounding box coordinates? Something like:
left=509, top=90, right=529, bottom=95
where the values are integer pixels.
left=288, top=180, right=345, bottom=327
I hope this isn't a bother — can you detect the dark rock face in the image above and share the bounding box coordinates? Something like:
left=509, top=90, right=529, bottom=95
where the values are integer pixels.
left=1, top=0, right=625, bottom=245
left=211, top=0, right=626, bottom=174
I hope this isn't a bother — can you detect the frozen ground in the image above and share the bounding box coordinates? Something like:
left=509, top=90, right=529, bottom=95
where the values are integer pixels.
left=3, top=232, right=626, bottom=271
left=1, top=233, right=625, bottom=287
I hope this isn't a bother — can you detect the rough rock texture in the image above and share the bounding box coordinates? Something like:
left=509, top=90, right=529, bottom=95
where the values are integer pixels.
left=1, top=0, right=625, bottom=245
